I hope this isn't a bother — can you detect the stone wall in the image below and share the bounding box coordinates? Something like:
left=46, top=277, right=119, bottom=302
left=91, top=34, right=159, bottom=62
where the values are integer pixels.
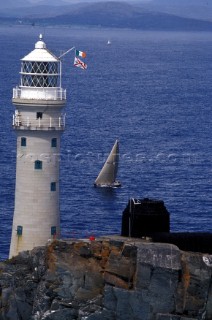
left=0, top=236, right=211, bottom=320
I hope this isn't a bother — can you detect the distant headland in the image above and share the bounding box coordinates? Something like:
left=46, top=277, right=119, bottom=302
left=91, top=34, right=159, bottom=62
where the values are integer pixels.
left=1, top=1, right=212, bottom=31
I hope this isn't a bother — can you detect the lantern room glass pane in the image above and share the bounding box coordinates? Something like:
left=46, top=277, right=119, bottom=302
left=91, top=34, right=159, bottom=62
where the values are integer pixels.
left=22, top=61, right=58, bottom=74
left=21, top=61, right=59, bottom=87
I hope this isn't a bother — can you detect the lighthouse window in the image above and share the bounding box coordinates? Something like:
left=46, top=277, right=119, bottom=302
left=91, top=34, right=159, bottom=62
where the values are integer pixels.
left=51, top=138, right=57, bottom=148
left=36, top=112, right=43, bottom=119
left=51, top=226, right=57, bottom=236
left=51, top=182, right=56, bottom=191
left=34, top=160, right=42, bottom=170
left=17, top=226, right=23, bottom=236
left=21, top=137, right=26, bottom=147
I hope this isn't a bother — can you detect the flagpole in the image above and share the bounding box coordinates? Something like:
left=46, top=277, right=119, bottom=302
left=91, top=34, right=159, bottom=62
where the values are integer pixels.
left=59, top=46, right=75, bottom=59
left=60, top=60, right=62, bottom=88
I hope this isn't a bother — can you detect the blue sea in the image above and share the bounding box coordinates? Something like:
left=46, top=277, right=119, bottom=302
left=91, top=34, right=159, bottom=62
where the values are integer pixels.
left=0, top=25, right=211, bottom=261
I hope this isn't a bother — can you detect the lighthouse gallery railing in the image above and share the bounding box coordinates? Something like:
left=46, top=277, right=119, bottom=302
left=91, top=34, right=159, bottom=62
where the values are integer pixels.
left=13, top=114, right=66, bottom=130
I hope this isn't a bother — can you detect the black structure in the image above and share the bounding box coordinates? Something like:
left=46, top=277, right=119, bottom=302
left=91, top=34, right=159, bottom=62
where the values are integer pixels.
left=151, top=232, right=212, bottom=254
left=121, top=198, right=170, bottom=237
left=121, top=198, right=212, bottom=254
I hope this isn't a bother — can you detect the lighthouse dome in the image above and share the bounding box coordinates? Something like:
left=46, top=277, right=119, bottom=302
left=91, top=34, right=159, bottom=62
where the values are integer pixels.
left=21, top=34, right=59, bottom=62
left=35, top=34, right=46, bottom=49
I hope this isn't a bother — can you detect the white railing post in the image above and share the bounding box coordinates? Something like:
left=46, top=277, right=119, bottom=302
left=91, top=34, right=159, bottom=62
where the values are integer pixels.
left=27, top=117, right=29, bottom=127
left=59, top=117, right=61, bottom=128
left=13, top=114, right=15, bottom=126
left=39, top=118, right=41, bottom=128
left=50, top=117, right=52, bottom=128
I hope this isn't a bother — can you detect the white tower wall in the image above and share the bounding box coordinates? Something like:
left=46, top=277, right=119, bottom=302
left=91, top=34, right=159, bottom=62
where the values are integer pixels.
left=10, top=131, right=61, bottom=256
left=9, top=35, right=66, bottom=258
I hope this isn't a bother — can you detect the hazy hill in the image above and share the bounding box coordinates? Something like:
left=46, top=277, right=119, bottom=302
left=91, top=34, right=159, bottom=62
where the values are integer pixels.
left=1, top=1, right=212, bottom=31
left=1, top=5, right=72, bottom=19
left=31, top=1, right=212, bottom=31
left=0, top=0, right=32, bottom=9
left=140, top=0, right=212, bottom=22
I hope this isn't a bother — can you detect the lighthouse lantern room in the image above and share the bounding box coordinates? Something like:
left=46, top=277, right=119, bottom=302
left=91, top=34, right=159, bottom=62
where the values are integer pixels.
left=9, top=35, right=66, bottom=258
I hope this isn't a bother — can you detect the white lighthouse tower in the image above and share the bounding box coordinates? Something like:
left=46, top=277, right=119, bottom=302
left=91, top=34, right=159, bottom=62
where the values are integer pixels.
left=9, top=35, right=66, bottom=258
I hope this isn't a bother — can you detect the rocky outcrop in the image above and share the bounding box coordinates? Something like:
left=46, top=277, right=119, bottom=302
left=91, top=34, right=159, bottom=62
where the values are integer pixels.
left=0, top=236, right=211, bottom=320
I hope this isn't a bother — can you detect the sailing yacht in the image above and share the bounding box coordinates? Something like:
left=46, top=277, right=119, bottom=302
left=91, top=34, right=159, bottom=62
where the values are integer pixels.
left=94, top=140, right=121, bottom=188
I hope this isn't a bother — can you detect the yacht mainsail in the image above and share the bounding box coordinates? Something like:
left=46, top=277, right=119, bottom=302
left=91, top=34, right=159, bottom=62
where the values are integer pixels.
left=94, top=140, right=121, bottom=187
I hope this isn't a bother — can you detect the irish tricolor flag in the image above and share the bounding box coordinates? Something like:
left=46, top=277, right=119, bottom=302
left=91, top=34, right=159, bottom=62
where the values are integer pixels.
left=75, top=50, right=86, bottom=58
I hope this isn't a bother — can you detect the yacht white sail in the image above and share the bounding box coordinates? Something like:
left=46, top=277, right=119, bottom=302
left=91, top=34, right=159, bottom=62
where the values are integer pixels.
left=94, top=140, right=121, bottom=188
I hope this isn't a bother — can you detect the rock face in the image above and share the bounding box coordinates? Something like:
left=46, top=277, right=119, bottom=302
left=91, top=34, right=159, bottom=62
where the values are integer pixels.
left=0, top=236, right=211, bottom=320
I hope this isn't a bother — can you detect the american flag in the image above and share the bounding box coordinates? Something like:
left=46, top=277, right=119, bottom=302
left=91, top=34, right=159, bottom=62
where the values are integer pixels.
left=74, top=57, right=87, bottom=70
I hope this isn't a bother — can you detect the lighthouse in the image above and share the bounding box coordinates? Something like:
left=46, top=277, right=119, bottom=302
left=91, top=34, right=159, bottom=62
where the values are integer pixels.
left=9, top=35, right=66, bottom=258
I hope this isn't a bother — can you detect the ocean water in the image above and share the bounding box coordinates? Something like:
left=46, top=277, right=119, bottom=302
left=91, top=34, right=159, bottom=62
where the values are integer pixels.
left=0, top=25, right=211, bottom=261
